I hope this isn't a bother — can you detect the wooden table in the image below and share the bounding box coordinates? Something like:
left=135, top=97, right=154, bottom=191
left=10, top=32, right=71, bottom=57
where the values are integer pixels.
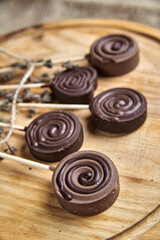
left=0, top=19, right=160, bottom=240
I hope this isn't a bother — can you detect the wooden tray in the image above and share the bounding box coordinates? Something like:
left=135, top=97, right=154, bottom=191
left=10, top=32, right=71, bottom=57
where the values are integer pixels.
left=0, top=19, right=160, bottom=240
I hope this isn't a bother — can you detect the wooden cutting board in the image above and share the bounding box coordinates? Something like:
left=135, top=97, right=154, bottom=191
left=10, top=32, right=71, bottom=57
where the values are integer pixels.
left=0, top=19, right=160, bottom=240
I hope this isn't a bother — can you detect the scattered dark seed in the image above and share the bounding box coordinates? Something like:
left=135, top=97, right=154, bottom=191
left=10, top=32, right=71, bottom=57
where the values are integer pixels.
left=42, top=73, right=49, bottom=78
left=0, top=127, right=4, bottom=132
left=0, top=90, right=6, bottom=98
left=43, top=77, right=51, bottom=83
left=22, top=88, right=30, bottom=94
left=28, top=108, right=36, bottom=118
left=29, top=167, right=32, bottom=170
left=33, top=77, right=41, bottom=83
left=44, top=60, right=53, bottom=68
left=7, top=144, right=17, bottom=155
left=62, top=61, right=75, bottom=70
left=0, top=99, right=9, bottom=111
left=0, top=128, right=4, bottom=138
left=5, top=91, right=15, bottom=102
left=33, top=94, right=41, bottom=103
left=3, top=99, right=9, bottom=105
left=41, top=90, right=52, bottom=103
left=0, top=71, right=14, bottom=82
left=41, top=74, right=51, bottom=83
left=22, top=90, right=34, bottom=102
left=11, top=62, right=21, bottom=68
left=19, top=63, right=28, bottom=69
left=26, top=76, right=32, bottom=83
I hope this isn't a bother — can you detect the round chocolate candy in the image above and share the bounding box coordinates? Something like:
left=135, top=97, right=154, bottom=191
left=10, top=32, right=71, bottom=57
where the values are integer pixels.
left=89, top=88, right=147, bottom=134
left=51, top=66, right=98, bottom=104
left=25, top=110, right=83, bottom=162
left=52, top=150, right=120, bottom=216
left=89, top=34, right=139, bottom=76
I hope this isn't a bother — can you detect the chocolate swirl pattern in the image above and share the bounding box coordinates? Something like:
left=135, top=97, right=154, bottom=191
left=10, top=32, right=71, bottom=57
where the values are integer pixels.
left=89, top=34, right=139, bottom=76
left=52, top=150, right=119, bottom=216
left=25, top=111, right=83, bottom=162
left=51, top=66, right=97, bottom=104
left=89, top=88, right=147, bottom=133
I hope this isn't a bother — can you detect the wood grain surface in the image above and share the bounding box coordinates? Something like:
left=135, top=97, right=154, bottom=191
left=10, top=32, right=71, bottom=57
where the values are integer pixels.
left=0, top=19, right=160, bottom=240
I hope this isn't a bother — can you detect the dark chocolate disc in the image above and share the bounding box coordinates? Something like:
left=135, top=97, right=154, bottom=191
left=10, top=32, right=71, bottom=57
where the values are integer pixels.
left=52, top=150, right=120, bottom=216
left=51, top=66, right=98, bottom=104
left=25, top=110, right=83, bottom=162
left=89, top=34, right=139, bottom=76
left=89, top=88, right=147, bottom=133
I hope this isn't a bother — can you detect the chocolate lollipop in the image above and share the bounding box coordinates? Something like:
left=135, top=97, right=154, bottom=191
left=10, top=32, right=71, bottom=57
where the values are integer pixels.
left=13, top=87, right=147, bottom=134
left=89, top=34, right=139, bottom=76
left=25, top=110, right=83, bottom=162
left=51, top=66, right=98, bottom=104
left=89, top=88, right=147, bottom=134
left=52, top=150, right=119, bottom=216
left=1, top=150, right=120, bottom=216
left=14, top=87, right=147, bottom=134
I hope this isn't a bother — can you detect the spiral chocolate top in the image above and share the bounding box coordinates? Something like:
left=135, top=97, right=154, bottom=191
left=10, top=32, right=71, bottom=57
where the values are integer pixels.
left=91, top=34, right=137, bottom=62
left=89, top=88, right=147, bottom=133
left=89, top=34, right=139, bottom=76
left=52, top=150, right=119, bottom=216
left=51, top=66, right=98, bottom=104
left=25, top=110, right=83, bottom=162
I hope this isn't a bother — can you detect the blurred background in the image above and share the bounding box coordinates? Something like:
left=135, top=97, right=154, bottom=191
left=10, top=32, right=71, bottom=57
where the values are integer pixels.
left=0, top=0, right=160, bottom=34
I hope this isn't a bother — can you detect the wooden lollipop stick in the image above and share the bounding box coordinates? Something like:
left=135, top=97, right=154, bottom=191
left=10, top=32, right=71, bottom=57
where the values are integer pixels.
left=0, top=122, right=25, bottom=131
left=0, top=83, right=44, bottom=90
left=50, top=55, right=86, bottom=65
left=0, top=66, right=15, bottom=74
left=17, top=103, right=89, bottom=110
left=0, top=152, right=55, bottom=171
